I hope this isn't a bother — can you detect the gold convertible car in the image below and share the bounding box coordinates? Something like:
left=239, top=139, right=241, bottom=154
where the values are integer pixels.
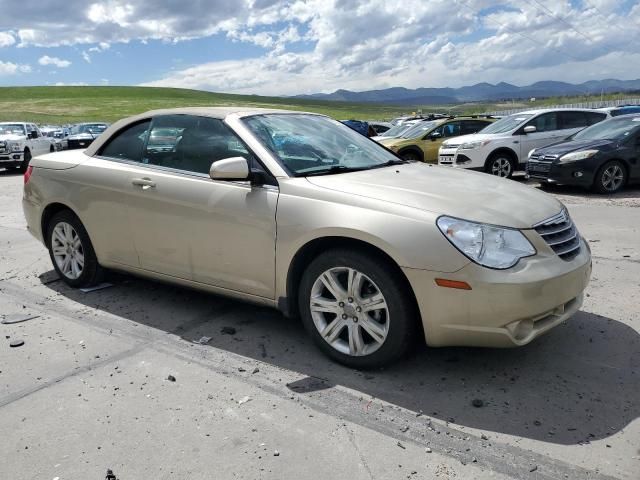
left=23, top=108, right=591, bottom=368
left=378, top=116, right=494, bottom=163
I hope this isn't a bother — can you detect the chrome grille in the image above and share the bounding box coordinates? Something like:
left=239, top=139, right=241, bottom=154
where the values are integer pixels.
left=534, top=209, right=581, bottom=261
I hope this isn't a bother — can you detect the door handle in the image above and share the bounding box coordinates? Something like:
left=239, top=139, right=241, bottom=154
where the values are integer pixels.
left=131, top=178, right=156, bottom=190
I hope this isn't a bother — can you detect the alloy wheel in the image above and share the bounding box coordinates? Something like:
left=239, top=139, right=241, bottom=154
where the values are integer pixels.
left=601, top=164, right=624, bottom=192
left=51, top=222, right=85, bottom=280
left=309, top=267, right=389, bottom=357
left=491, top=157, right=512, bottom=177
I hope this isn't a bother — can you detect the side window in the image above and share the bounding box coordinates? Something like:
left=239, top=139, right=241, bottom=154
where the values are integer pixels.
left=99, top=120, right=151, bottom=162
left=438, top=122, right=461, bottom=138
left=28, top=124, right=39, bottom=137
left=559, top=111, right=588, bottom=130
left=142, top=115, right=250, bottom=175
left=525, top=113, right=558, bottom=133
left=461, top=120, right=487, bottom=135
left=586, top=112, right=607, bottom=125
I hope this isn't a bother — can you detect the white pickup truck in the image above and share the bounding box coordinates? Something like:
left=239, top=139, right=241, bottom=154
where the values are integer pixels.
left=0, top=122, right=55, bottom=172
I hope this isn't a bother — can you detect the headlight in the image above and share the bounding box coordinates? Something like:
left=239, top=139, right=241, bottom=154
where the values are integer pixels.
left=459, top=140, right=491, bottom=150
left=437, top=216, right=535, bottom=269
left=528, top=149, right=536, bottom=159
left=9, top=142, right=22, bottom=152
left=559, top=150, right=599, bottom=162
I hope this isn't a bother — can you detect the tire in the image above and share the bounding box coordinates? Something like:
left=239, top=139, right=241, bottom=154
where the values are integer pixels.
left=485, top=153, right=514, bottom=178
left=49, top=145, right=55, bottom=153
left=400, top=150, right=421, bottom=162
left=298, top=248, right=418, bottom=369
left=593, top=160, right=626, bottom=194
left=46, top=210, right=104, bottom=288
left=19, top=149, right=31, bottom=173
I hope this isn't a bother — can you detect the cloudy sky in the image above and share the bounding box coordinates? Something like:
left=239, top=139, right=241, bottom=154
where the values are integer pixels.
left=0, top=0, right=639, bottom=95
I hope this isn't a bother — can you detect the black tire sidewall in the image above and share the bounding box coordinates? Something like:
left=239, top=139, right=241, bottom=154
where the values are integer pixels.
left=401, top=151, right=420, bottom=162
left=594, top=160, right=626, bottom=194
left=46, top=210, right=103, bottom=288
left=298, top=249, right=417, bottom=369
left=19, top=149, right=32, bottom=173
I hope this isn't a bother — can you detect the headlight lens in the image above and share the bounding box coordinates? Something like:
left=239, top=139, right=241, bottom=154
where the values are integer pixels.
left=559, top=150, right=599, bottom=162
left=528, top=148, right=536, bottom=159
left=9, top=142, right=22, bottom=152
left=459, top=140, right=491, bottom=150
left=437, top=216, right=536, bottom=269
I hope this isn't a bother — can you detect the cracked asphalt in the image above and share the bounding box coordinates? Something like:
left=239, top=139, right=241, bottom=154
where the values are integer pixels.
left=1, top=170, right=639, bottom=479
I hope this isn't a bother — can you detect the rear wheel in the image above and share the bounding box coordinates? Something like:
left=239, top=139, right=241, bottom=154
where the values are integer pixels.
left=46, top=210, right=104, bottom=288
left=593, top=160, right=626, bottom=194
left=485, top=153, right=514, bottom=178
left=19, top=149, right=31, bottom=173
left=298, top=249, right=417, bottom=368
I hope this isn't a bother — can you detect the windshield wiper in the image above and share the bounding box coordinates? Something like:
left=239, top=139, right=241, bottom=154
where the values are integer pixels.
left=301, top=159, right=409, bottom=177
left=302, top=165, right=369, bottom=177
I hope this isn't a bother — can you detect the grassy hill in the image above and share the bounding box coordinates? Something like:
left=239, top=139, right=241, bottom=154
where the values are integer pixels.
left=0, top=86, right=636, bottom=125
left=0, top=86, right=413, bottom=124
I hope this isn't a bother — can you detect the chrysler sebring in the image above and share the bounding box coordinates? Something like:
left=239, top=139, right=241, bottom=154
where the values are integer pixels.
left=22, top=107, right=592, bottom=368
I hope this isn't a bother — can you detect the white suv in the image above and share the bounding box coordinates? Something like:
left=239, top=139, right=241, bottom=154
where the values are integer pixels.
left=437, top=108, right=608, bottom=177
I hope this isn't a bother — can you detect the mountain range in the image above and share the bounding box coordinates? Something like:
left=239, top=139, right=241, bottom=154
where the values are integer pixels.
left=294, top=79, right=640, bottom=105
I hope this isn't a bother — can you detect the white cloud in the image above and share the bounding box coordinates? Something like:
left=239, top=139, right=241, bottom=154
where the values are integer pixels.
left=0, top=32, right=15, bottom=47
left=0, top=60, right=31, bottom=75
left=54, top=81, right=88, bottom=86
left=38, top=55, right=72, bottom=68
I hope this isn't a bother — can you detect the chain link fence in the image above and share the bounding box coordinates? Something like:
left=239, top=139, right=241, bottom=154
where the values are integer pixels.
left=484, top=98, right=640, bottom=116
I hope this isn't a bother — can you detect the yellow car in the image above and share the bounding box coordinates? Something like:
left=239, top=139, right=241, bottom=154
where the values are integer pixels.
left=379, top=117, right=495, bottom=163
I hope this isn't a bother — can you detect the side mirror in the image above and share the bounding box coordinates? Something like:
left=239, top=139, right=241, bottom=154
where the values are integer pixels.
left=429, top=131, right=442, bottom=141
left=523, top=125, right=537, bottom=134
left=209, top=157, right=249, bottom=181
left=29, top=130, right=38, bottom=139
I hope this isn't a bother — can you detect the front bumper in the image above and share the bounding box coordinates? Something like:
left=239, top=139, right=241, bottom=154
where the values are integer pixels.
left=67, top=138, right=94, bottom=149
left=438, top=148, right=480, bottom=169
left=526, top=159, right=596, bottom=187
left=403, top=236, right=592, bottom=348
left=0, top=151, right=24, bottom=167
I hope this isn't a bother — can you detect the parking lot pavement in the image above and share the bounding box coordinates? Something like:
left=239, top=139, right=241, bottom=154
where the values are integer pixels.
left=1, top=169, right=638, bottom=480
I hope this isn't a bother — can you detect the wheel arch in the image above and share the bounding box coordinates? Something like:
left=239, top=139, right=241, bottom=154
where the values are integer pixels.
left=486, top=147, right=518, bottom=166
left=281, top=236, right=422, bottom=333
left=397, top=146, right=424, bottom=162
left=41, top=202, right=81, bottom=247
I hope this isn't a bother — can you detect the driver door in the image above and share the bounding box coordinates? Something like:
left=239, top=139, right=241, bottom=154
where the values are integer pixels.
left=126, top=114, right=278, bottom=298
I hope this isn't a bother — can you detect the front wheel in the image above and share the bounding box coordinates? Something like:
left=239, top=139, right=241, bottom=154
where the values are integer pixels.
left=486, top=154, right=514, bottom=178
left=593, top=160, right=626, bottom=194
left=400, top=151, right=421, bottom=162
left=298, top=249, right=417, bottom=368
left=46, top=210, right=104, bottom=288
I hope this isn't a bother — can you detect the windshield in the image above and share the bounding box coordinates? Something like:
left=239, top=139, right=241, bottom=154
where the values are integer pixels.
left=243, top=114, right=401, bottom=176
left=380, top=123, right=415, bottom=138
left=399, top=121, right=439, bottom=139
left=0, top=124, right=26, bottom=136
left=572, top=116, right=640, bottom=141
left=480, top=114, right=534, bottom=134
left=70, top=124, right=107, bottom=135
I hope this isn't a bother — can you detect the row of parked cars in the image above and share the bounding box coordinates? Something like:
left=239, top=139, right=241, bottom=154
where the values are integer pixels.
left=358, top=105, right=640, bottom=194
left=0, top=121, right=108, bottom=171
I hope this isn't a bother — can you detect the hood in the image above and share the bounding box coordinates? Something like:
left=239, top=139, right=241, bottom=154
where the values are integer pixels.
left=441, top=133, right=496, bottom=147
left=305, top=162, right=562, bottom=229
left=533, top=138, right=614, bottom=157
left=379, top=137, right=417, bottom=148
left=0, top=133, right=26, bottom=142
